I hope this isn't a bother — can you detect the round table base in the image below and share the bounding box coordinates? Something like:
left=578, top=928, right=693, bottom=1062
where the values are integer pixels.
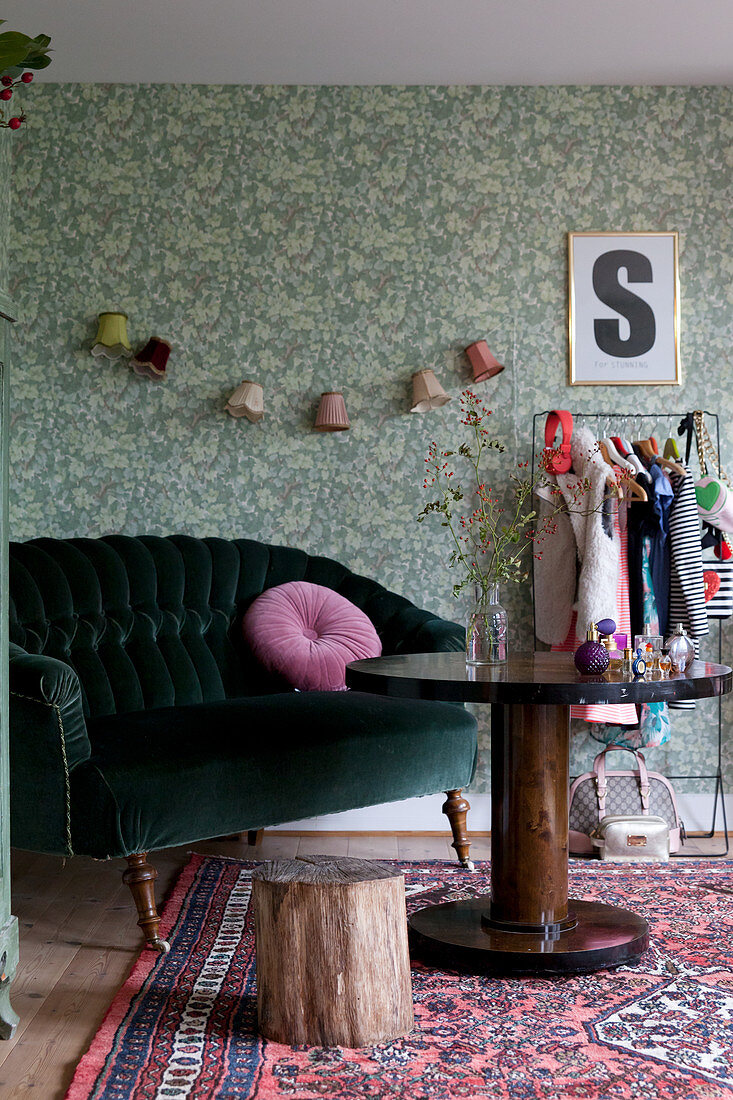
left=409, top=897, right=649, bottom=975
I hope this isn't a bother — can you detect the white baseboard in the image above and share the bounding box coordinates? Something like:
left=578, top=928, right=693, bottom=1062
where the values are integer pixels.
left=269, top=790, right=731, bottom=835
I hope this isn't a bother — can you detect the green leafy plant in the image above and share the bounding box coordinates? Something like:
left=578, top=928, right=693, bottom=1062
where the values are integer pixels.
left=0, top=22, right=51, bottom=75
left=0, top=21, right=51, bottom=131
left=418, top=389, right=591, bottom=601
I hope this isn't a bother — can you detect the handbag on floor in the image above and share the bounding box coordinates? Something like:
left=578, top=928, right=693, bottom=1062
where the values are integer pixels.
left=569, top=745, right=684, bottom=856
left=590, top=815, right=671, bottom=862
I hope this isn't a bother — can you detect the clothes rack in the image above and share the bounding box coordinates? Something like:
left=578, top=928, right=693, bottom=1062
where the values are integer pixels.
left=531, top=409, right=728, bottom=856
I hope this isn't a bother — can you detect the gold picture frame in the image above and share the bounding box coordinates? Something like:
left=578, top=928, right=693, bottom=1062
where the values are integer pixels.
left=568, top=231, right=680, bottom=386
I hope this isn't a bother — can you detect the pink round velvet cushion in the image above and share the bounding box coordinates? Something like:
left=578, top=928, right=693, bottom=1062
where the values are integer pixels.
left=242, top=581, right=382, bottom=692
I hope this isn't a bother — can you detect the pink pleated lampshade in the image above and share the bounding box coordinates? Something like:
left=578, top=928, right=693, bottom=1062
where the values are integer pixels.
left=314, top=391, right=350, bottom=432
left=410, top=370, right=451, bottom=413
left=465, top=340, right=504, bottom=383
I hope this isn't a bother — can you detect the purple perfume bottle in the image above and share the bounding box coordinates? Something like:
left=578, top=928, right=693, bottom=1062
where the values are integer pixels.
left=574, top=619, right=616, bottom=675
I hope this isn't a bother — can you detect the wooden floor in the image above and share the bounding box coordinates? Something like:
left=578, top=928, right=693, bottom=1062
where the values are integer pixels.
left=0, top=831, right=725, bottom=1099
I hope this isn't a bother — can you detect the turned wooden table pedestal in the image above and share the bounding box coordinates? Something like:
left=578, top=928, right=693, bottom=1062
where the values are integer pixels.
left=346, top=651, right=732, bottom=975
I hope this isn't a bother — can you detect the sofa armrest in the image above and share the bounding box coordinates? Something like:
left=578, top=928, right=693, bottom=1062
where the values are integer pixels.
left=331, top=571, right=464, bottom=656
left=9, top=643, right=91, bottom=856
left=392, top=611, right=465, bottom=655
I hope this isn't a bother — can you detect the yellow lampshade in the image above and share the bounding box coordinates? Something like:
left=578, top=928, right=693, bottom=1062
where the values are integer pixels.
left=91, top=312, right=132, bottom=360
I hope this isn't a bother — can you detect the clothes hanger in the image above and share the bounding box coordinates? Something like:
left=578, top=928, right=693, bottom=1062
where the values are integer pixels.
left=633, top=430, right=685, bottom=476
left=603, top=437, right=636, bottom=473
left=664, top=436, right=681, bottom=461
left=634, top=438, right=657, bottom=461
left=611, top=435, right=651, bottom=481
left=618, top=474, right=648, bottom=502
left=656, top=453, right=686, bottom=477
left=597, top=440, right=623, bottom=498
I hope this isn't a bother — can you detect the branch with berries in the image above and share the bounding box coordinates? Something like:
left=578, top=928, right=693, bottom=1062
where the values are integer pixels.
left=0, top=23, right=51, bottom=131
left=417, top=390, right=595, bottom=602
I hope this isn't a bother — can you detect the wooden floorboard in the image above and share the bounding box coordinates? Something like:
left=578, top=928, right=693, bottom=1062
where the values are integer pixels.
left=0, top=833, right=725, bottom=1096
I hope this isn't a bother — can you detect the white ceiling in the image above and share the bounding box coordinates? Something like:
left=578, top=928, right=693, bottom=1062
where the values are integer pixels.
left=3, top=0, right=733, bottom=85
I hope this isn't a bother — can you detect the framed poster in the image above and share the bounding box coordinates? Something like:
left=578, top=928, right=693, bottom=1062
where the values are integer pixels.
left=568, top=231, right=680, bottom=385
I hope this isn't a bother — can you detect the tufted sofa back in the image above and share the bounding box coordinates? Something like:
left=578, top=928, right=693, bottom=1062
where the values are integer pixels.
left=9, top=534, right=451, bottom=720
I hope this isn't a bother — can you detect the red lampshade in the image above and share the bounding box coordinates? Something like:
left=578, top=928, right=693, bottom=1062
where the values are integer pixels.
left=465, top=340, right=504, bottom=383
left=131, top=337, right=171, bottom=380
left=314, top=391, right=350, bottom=432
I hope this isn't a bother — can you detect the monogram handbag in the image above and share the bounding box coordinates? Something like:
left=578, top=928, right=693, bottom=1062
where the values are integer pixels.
left=569, top=746, right=684, bottom=856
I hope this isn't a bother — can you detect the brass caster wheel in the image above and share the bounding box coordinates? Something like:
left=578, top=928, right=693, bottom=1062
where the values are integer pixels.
left=150, top=938, right=171, bottom=954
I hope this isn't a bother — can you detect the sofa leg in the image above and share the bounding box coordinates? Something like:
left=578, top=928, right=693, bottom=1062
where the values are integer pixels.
left=442, top=789, right=475, bottom=872
left=123, top=853, right=171, bottom=953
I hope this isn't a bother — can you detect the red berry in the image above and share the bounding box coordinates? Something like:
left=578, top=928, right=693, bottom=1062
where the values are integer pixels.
left=0, top=90, right=12, bottom=101
left=7, top=117, right=21, bottom=130
left=20, top=72, right=33, bottom=83
left=0, top=76, right=11, bottom=87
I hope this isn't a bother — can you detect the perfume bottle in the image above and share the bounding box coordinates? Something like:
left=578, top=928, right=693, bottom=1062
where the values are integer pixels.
left=601, top=633, right=622, bottom=670
left=574, top=622, right=610, bottom=675
left=621, top=647, right=634, bottom=675
left=632, top=647, right=647, bottom=678
left=666, top=623, right=695, bottom=673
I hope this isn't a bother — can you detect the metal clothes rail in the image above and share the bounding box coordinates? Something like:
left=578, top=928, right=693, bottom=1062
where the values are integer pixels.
left=530, top=410, right=728, bottom=856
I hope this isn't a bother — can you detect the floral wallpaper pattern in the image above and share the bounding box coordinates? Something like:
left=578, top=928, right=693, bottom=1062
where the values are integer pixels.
left=0, top=132, right=9, bottom=285
left=8, top=84, right=733, bottom=796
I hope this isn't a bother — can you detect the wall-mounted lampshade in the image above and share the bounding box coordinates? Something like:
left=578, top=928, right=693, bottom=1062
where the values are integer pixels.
left=410, top=369, right=451, bottom=413
left=226, top=380, right=264, bottom=422
left=314, top=391, right=350, bottom=432
left=465, top=340, right=504, bottom=383
left=131, top=337, right=171, bottom=380
left=91, top=312, right=132, bottom=360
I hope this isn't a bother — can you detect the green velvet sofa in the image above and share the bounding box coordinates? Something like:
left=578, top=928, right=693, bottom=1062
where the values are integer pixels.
left=8, top=535, right=478, bottom=951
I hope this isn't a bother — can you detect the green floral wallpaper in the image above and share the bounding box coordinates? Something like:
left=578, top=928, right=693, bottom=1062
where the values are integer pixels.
left=8, top=84, right=733, bottom=799
left=0, top=130, right=10, bottom=287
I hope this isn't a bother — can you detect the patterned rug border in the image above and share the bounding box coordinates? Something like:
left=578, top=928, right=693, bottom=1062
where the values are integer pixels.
left=64, top=853, right=733, bottom=1100
left=65, top=852, right=208, bottom=1100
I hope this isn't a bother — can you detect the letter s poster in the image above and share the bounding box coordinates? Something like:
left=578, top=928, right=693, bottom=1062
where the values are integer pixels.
left=568, top=231, right=680, bottom=385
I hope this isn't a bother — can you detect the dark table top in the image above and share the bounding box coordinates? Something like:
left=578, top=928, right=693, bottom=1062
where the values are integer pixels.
left=346, top=651, right=733, bottom=706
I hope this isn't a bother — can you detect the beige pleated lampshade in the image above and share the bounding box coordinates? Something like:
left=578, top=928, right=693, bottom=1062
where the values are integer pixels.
left=410, top=369, right=451, bottom=413
left=91, top=312, right=133, bottom=360
left=226, top=380, right=264, bottom=422
left=314, top=391, right=350, bottom=431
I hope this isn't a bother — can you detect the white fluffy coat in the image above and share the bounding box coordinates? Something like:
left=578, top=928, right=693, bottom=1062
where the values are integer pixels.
left=534, top=427, right=620, bottom=642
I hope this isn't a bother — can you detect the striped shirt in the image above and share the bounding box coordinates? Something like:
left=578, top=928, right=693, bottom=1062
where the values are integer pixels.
left=667, top=463, right=708, bottom=710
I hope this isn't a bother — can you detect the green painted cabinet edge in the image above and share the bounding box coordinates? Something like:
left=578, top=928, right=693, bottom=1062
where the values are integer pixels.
left=0, top=290, right=19, bottom=1038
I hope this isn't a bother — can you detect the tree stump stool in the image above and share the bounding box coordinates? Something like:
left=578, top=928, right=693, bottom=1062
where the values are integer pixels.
left=252, top=855, right=413, bottom=1047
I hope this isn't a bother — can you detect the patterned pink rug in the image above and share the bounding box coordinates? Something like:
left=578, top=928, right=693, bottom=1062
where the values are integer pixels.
left=65, top=855, right=733, bottom=1099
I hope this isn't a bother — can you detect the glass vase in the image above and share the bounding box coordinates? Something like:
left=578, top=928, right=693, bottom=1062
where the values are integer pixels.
left=465, top=583, right=508, bottom=665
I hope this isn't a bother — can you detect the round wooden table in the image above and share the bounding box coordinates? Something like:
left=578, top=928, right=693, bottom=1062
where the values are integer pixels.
left=346, top=651, right=732, bottom=974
